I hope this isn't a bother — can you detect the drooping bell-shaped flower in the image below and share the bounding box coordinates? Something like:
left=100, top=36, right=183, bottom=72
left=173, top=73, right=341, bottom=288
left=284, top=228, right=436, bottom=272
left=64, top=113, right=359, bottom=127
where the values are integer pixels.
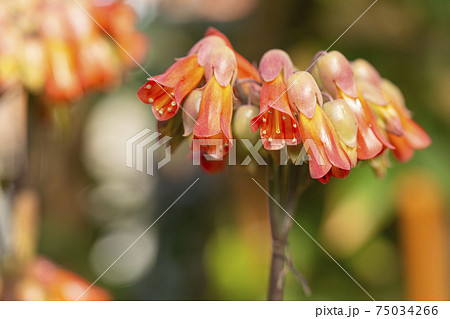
left=193, top=46, right=237, bottom=159
left=312, top=51, right=393, bottom=160
left=251, top=50, right=301, bottom=150
left=352, top=59, right=403, bottom=136
left=286, top=72, right=352, bottom=182
left=137, top=35, right=226, bottom=121
left=381, top=79, right=431, bottom=162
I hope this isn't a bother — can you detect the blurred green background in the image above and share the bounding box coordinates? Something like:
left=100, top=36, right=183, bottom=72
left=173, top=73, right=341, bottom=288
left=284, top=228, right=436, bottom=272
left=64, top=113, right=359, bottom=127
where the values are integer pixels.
left=1, top=0, right=449, bottom=300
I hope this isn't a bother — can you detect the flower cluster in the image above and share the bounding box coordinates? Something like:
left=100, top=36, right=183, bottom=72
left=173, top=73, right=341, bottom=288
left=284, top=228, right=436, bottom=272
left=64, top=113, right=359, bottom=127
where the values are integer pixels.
left=137, top=27, right=260, bottom=161
left=137, top=29, right=430, bottom=183
left=0, top=0, right=146, bottom=102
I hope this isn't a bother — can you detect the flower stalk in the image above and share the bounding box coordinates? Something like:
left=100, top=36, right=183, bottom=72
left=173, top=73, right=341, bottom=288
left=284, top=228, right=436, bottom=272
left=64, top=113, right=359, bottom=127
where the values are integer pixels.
left=267, top=156, right=309, bottom=300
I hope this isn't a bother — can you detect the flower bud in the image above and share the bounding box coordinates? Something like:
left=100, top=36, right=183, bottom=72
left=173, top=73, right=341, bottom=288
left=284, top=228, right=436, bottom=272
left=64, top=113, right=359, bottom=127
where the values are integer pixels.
left=357, top=80, right=403, bottom=136
left=182, top=90, right=202, bottom=136
left=351, top=58, right=382, bottom=87
left=314, top=51, right=357, bottom=98
left=188, top=35, right=228, bottom=66
left=323, top=99, right=358, bottom=148
left=204, top=46, right=237, bottom=87
left=286, top=71, right=323, bottom=119
left=380, top=78, right=411, bottom=117
left=259, top=49, right=294, bottom=82
left=356, top=80, right=388, bottom=106
left=232, top=104, right=260, bottom=143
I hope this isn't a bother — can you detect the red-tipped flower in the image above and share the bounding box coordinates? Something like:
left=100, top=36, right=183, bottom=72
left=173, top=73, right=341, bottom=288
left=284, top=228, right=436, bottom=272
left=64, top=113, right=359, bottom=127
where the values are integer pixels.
left=381, top=79, right=431, bottom=162
left=193, top=46, right=237, bottom=159
left=352, top=59, right=403, bottom=136
left=351, top=58, right=431, bottom=162
left=312, top=51, right=394, bottom=160
left=251, top=50, right=301, bottom=150
left=287, top=72, right=352, bottom=183
left=137, top=35, right=226, bottom=121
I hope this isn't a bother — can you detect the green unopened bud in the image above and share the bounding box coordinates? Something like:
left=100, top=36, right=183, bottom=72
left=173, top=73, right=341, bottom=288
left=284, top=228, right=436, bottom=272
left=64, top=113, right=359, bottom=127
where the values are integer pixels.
left=232, top=104, right=259, bottom=144
left=323, top=99, right=357, bottom=148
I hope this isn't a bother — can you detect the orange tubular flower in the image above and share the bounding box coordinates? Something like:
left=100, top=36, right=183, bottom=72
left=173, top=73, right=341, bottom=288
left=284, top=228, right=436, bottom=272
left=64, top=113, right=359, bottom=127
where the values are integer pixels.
left=251, top=50, right=301, bottom=150
left=381, top=79, right=431, bottom=162
left=312, top=51, right=394, bottom=160
left=137, top=35, right=226, bottom=121
left=286, top=72, right=352, bottom=183
left=193, top=46, right=237, bottom=159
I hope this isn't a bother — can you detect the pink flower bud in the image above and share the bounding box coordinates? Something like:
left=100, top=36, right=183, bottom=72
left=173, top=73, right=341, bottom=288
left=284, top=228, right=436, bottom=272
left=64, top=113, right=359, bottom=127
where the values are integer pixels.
left=356, top=80, right=388, bottom=106
left=314, top=51, right=357, bottom=98
left=188, top=35, right=227, bottom=66
left=286, top=71, right=323, bottom=119
left=259, top=49, right=294, bottom=82
left=380, top=79, right=410, bottom=117
left=204, top=46, right=237, bottom=87
left=351, top=58, right=382, bottom=87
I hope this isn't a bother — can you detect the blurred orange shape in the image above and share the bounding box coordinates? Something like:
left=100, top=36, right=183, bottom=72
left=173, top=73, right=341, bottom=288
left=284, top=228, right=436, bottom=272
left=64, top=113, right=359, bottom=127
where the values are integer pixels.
left=396, top=171, right=449, bottom=300
left=17, top=257, right=111, bottom=301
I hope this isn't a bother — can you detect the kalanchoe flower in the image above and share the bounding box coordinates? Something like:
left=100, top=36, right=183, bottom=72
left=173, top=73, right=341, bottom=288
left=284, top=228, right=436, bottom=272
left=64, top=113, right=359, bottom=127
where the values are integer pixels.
left=193, top=46, right=237, bottom=159
left=351, top=58, right=431, bottom=162
left=352, top=59, right=403, bottom=136
left=312, top=51, right=394, bottom=160
left=322, top=99, right=358, bottom=167
left=381, top=79, right=431, bottom=162
left=137, top=35, right=226, bottom=121
left=287, top=72, right=351, bottom=183
left=0, top=0, right=146, bottom=102
left=251, top=49, right=301, bottom=150
left=204, top=27, right=260, bottom=82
